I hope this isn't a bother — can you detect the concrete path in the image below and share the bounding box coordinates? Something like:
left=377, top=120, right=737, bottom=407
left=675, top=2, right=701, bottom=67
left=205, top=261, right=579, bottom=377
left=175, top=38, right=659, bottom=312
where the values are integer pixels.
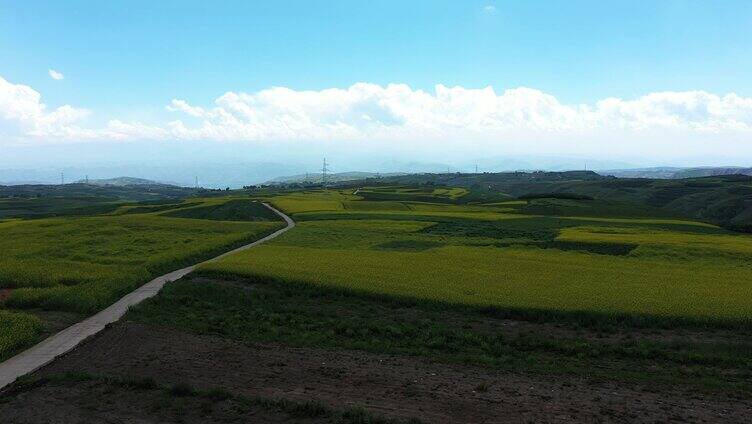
left=0, top=202, right=294, bottom=391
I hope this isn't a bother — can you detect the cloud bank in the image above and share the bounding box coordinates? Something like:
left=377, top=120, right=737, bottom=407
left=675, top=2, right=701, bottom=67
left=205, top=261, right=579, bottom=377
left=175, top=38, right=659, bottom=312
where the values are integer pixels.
left=164, top=84, right=752, bottom=141
left=1, top=75, right=751, bottom=157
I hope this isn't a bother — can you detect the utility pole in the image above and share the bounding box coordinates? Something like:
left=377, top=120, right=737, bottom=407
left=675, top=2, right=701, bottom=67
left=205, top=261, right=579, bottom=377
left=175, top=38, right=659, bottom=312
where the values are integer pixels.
left=85, top=175, right=89, bottom=184
left=475, top=164, right=478, bottom=174
left=195, top=176, right=198, bottom=189
left=322, top=158, right=330, bottom=188
left=60, top=171, right=64, bottom=185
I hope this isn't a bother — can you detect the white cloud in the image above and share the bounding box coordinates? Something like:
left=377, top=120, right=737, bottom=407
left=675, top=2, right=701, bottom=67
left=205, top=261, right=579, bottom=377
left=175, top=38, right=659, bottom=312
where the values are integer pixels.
left=163, top=84, right=752, bottom=141
left=2, top=74, right=752, bottom=157
left=0, top=75, right=90, bottom=140
left=166, top=99, right=205, bottom=117
left=483, top=5, right=497, bottom=14
left=48, top=69, right=64, bottom=80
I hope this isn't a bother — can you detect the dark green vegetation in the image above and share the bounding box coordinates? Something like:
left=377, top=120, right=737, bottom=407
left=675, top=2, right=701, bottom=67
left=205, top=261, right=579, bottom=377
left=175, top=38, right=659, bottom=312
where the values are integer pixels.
left=131, top=274, right=752, bottom=394
left=0, top=184, right=283, bottom=361
left=163, top=199, right=281, bottom=221
left=372, top=171, right=752, bottom=232
left=1, top=371, right=416, bottom=424
left=0, top=182, right=199, bottom=219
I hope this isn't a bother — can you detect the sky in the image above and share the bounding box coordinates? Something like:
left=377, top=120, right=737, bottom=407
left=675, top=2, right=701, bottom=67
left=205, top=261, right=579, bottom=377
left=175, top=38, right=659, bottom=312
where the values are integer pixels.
left=1, top=1, right=752, bottom=183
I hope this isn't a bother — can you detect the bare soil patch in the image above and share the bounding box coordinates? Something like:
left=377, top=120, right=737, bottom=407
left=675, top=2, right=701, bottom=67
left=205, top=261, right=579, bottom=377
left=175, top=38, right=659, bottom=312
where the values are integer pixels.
left=0, top=377, right=347, bottom=424
left=4, top=321, right=748, bottom=423
left=0, top=289, right=11, bottom=302
left=30, top=309, right=86, bottom=339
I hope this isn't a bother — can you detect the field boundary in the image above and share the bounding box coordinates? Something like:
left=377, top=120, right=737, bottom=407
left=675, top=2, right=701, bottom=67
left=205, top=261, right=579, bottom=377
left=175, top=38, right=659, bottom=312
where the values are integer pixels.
left=0, top=203, right=295, bottom=391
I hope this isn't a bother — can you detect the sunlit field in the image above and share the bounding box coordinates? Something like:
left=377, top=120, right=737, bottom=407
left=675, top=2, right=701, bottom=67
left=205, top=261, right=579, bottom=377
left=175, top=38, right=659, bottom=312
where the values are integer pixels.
left=202, top=187, right=752, bottom=325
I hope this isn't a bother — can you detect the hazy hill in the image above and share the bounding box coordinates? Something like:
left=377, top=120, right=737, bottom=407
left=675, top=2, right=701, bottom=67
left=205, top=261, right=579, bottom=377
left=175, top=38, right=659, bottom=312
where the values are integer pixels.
left=602, top=167, right=752, bottom=179
left=75, top=176, right=179, bottom=187
left=673, top=167, right=752, bottom=179
left=265, top=171, right=407, bottom=185
left=0, top=182, right=201, bottom=219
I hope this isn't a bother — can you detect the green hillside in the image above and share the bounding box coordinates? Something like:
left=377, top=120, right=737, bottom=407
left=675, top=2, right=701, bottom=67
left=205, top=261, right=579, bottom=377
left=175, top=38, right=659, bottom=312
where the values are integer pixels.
left=0, top=182, right=202, bottom=219
left=372, top=172, right=752, bottom=232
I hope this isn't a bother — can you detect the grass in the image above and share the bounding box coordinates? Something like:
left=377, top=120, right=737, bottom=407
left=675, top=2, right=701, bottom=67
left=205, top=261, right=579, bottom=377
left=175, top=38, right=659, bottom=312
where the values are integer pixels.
left=226, top=189, right=752, bottom=325
left=162, top=199, right=281, bottom=221
left=129, top=274, right=752, bottom=393
left=559, top=225, right=752, bottom=256
left=1, top=215, right=281, bottom=309
left=200, top=216, right=752, bottom=324
left=270, top=190, right=358, bottom=214
left=0, top=197, right=284, bottom=360
left=0, top=310, right=43, bottom=359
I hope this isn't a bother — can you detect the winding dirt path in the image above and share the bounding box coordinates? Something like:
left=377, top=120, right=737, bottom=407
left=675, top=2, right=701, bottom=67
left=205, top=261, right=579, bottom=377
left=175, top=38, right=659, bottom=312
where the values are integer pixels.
left=0, top=202, right=294, bottom=390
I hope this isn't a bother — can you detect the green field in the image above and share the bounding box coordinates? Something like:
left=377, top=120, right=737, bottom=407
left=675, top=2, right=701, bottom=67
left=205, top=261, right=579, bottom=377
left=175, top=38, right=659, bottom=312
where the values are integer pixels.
left=200, top=187, right=752, bottom=325
left=0, top=195, right=283, bottom=360
left=5, top=181, right=752, bottom=395
left=123, top=185, right=752, bottom=392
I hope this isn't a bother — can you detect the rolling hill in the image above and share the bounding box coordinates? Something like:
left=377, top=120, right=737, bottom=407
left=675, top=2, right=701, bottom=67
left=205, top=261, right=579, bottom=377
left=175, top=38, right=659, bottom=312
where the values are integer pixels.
left=373, top=171, right=752, bottom=232
left=265, top=171, right=406, bottom=185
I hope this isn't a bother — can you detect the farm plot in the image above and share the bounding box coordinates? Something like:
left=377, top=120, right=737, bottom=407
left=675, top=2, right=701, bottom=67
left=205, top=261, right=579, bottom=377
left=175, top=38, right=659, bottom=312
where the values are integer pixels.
left=201, top=218, right=752, bottom=324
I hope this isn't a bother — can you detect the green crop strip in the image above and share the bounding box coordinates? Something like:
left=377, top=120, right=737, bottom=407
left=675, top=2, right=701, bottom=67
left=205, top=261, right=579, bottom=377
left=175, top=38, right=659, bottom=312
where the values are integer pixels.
left=0, top=197, right=284, bottom=360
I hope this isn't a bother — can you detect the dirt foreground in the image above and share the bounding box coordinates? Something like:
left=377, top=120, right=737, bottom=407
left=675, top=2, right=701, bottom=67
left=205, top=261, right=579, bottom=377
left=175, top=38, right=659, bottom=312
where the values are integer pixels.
left=1, top=321, right=749, bottom=423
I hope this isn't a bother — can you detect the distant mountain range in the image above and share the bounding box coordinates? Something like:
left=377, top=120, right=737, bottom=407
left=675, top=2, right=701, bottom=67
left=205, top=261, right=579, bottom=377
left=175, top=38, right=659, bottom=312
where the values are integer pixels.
left=73, top=176, right=180, bottom=187
left=265, top=166, right=752, bottom=186
left=0, top=161, right=307, bottom=189
left=265, top=172, right=407, bottom=185
left=601, top=167, right=752, bottom=179
left=4, top=164, right=752, bottom=189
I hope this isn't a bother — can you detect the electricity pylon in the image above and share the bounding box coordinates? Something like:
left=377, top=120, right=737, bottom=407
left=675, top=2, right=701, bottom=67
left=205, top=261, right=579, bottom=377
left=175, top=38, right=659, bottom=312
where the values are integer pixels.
left=322, top=158, right=330, bottom=188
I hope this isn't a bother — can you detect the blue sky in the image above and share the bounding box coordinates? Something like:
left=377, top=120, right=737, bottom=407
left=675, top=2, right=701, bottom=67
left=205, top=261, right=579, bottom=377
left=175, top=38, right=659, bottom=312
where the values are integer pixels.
left=1, top=1, right=752, bottom=180
left=4, top=1, right=751, bottom=108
